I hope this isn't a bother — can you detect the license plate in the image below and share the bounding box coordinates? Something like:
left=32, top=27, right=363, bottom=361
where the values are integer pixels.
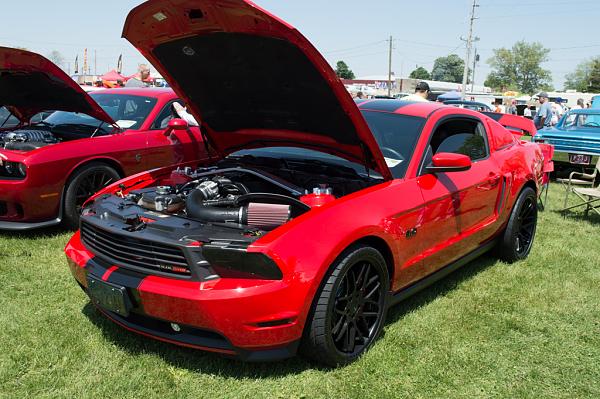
left=569, top=154, right=591, bottom=165
left=87, top=276, right=131, bottom=317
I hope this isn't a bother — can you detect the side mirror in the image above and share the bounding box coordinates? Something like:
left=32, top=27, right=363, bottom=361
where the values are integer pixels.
left=426, top=152, right=472, bottom=173
left=164, top=118, right=188, bottom=135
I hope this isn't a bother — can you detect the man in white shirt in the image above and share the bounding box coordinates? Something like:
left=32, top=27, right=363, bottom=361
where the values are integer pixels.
left=570, top=98, right=585, bottom=110
left=402, top=81, right=430, bottom=102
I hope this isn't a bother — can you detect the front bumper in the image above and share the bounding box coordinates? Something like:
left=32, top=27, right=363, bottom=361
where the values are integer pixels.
left=0, top=178, right=62, bottom=229
left=65, top=232, right=305, bottom=361
left=552, top=150, right=599, bottom=167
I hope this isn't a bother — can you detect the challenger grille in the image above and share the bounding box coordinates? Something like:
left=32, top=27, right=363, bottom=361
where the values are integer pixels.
left=80, top=222, right=191, bottom=276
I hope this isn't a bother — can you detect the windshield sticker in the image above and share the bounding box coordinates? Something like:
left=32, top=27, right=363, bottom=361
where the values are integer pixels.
left=384, top=157, right=403, bottom=168
left=116, top=120, right=137, bottom=129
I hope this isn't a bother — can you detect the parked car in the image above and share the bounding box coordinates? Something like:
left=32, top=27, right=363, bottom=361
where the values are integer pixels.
left=443, top=100, right=493, bottom=112
left=0, top=47, right=206, bottom=230
left=65, top=0, right=549, bottom=366
left=533, top=108, right=600, bottom=173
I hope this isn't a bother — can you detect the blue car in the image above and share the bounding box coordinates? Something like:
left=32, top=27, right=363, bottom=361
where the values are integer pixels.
left=534, top=108, right=600, bottom=172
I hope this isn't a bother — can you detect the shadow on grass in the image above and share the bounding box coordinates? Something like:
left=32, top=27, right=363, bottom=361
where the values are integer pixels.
left=81, top=254, right=498, bottom=377
left=0, top=225, right=70, bottom=240
left=555, top=209, right=600, bottom=225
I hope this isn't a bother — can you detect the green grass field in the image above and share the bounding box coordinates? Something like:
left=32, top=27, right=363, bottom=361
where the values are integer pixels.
left=1, top=184, right=600, bottom=398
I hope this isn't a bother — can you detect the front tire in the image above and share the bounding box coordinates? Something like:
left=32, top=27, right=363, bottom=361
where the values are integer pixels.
left=301, top=246, right=389, bottom=366
left=495, top=186, right=538, bottom=263
left=63, top=163, right=120, bottom=230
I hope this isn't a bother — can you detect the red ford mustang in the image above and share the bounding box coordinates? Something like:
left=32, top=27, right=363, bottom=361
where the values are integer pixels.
left=65, top=0, right=550, bottom=365
left=0, top=47, right=205, bottom=230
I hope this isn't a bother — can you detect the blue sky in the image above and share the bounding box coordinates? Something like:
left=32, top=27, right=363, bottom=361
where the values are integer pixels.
left=1, top=0, right=599, bottom=89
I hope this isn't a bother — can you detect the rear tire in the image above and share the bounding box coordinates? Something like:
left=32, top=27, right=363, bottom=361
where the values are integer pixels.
left=300, top=246, right=389, bottom=366
left=63, top=163, right=120, bottom=230
left=495, top=186, right=538, bottom=263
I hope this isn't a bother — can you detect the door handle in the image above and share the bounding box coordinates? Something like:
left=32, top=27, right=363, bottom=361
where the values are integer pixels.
left=488, top=174, right=501, bottom=186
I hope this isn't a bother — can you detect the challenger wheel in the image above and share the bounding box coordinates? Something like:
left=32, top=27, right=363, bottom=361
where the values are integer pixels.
left=301, top=246, right=389, bottom=366
left=63, top=163, right=120, bottom=230
left=495, top=186, right=538, bottom=263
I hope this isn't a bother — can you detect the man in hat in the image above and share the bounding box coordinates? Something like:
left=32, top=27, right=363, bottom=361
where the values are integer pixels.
left=402, top=81, right=430, bottom=102
left=533, top=92, right=552, bottom=129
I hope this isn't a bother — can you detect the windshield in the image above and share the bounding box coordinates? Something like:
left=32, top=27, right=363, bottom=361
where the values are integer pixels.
left=228, top=147, right=381, bottom=179
left=562, top=112, right=600, bottom=129
left=44, top=93, right=157, bottom=131
left=0, top=107, right=20, bottom=129
left=361, top=111, right=425, bottom=178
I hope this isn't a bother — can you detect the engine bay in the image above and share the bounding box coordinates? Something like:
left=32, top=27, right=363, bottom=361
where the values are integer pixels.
left=83, top=157, right=379, bottom=242
left=0, top=128, right=59, bottom=151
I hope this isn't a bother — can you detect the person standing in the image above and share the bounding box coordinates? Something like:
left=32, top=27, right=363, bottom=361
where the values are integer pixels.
left=534, top=92, right=553, bottom=129
left=507, top=100, right=517, bottom=115
left=571, top=98, right=585, bottom=110
left=401, top=81, right=430, bottom=102
left=125, top=64, right=151, bottom=87
left=523, top=105, right=532, bottom=118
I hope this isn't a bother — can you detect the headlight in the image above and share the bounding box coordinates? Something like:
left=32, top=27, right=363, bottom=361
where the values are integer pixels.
left=0, top=161, right=27, bottom=179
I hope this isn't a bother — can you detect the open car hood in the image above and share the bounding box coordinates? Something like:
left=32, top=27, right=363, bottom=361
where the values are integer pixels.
left=0, top=47, right=115, bottom=125
left=122, top=0, right=392, bottom=179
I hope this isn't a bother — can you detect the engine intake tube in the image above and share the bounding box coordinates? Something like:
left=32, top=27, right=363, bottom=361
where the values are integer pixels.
left=186, top=189, right=291, bottom=230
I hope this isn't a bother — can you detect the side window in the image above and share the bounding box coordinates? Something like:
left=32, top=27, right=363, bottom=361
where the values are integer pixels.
left=151, top=100, right=183, bottom=130
left=0, top=107, right=20, bottom=128
left=421, top=118, right=488, bottom=173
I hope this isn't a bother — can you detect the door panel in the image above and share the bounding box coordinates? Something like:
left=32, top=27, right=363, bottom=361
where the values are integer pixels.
left=145, top=126, right=206, bottom=169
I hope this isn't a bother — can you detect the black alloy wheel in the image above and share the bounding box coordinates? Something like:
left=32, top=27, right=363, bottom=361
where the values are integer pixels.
left=63, top=162, right=120, bottom=230
left=514, top=195, right=536, bottom=256
left=301, top=246, right=389, bottom=366
left=495, top=186, right=538, bottom=262
left=331, top=261, right=384, bottom=355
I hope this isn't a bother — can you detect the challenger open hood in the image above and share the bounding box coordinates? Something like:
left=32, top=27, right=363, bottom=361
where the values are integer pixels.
left=0, top=47, right=114, bottom=124
left=122, top=0, right=392, bottom=179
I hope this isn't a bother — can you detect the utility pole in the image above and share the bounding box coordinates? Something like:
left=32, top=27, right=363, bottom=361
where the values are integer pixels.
left=94, top=50, right=97, bottom=75
left=387, top=35, right=393, bottom=97
left=471, top=48, right=478, bottom=94
left=461, top=0, right=479, bottom=100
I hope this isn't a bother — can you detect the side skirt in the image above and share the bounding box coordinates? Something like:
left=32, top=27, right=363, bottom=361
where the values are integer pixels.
left=388, top=239, right=498, bottom=306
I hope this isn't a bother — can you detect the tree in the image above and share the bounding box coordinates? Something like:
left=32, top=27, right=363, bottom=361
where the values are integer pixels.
left=409, top=66, right=430, bottom=80
left=565, top=56, right=600, bottom=92
left=484, top=41, right=551, bottom=94
left=431, top=54, right=466, bottom=83
left=590, top=59, right=600, bottom=93
left=335, top=60, right=355, bottom=80
left=47, top=50, right=65, bottom=68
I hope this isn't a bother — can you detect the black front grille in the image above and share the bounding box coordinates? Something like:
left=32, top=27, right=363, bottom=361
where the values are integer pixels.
left=81, top=222, right=191, bottom=276
left=0, top=201, right=7, bottom=216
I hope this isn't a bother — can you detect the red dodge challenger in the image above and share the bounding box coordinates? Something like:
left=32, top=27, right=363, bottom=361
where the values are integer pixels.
left=66, top=0, right=550, bottom=365
left=0, top=47, right=205, bottom=230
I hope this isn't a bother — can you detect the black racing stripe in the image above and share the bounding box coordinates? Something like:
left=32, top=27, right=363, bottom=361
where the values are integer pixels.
left=85, top=257, right=112, bottom=279
left=106, top=267, right=146, bottom=289
left=359, top=100, right=412, bottom=112
left=482, top=112, right=503, bottom=121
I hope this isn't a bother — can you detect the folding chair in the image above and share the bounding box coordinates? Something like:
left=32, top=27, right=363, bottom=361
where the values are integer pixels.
left=538, top=144, right=554, bottom=211
left=556, top=156, right=600, bottom=208
left=561, top=185, right=600, bottom=217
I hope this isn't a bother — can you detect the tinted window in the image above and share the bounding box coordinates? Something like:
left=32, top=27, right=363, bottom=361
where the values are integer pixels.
left=361, top=111, right=425, bottom=178
left=44, top=94, right=157, bottom=131
left=438, top=133, right=486, bottom=159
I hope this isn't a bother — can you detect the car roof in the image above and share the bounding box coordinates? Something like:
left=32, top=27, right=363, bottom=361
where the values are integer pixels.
left=90, top=87, right=176, bottom=99
left=356, top=99, right=447, bottom=118
left=569, top=108, right=600, bottom=115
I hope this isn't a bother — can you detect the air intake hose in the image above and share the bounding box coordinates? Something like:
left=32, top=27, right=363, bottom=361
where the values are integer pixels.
left=186, top=190, right=292, bottom=229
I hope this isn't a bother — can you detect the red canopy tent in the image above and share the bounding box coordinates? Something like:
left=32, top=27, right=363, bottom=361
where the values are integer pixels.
left=101, top=69, right=125, bottom=82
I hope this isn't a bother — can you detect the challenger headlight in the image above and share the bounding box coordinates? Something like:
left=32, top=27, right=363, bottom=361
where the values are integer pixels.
left=0, top=161, right=27, bottom=179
